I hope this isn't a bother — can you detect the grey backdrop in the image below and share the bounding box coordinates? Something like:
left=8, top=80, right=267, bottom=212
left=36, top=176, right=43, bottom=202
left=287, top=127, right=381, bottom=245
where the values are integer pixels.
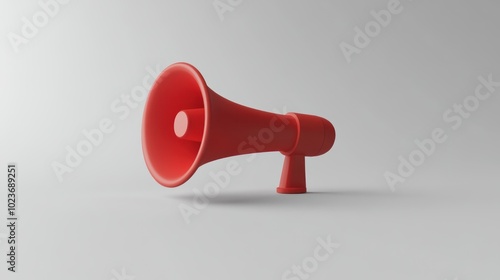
left=1, top=0, right=499, bottom=279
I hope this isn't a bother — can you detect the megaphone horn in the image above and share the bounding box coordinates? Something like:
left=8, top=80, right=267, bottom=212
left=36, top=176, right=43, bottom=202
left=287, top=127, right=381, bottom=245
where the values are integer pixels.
left=142, top=63, right=335, bottom=194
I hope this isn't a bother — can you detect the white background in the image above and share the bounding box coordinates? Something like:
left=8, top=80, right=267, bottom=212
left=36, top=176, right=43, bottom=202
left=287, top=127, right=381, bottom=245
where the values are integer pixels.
left=0, top=0, right=499, bottom=279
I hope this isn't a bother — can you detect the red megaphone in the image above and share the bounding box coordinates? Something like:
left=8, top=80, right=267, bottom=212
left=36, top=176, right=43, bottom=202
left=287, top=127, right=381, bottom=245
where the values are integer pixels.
left=142, top=63, right=335, bottom=194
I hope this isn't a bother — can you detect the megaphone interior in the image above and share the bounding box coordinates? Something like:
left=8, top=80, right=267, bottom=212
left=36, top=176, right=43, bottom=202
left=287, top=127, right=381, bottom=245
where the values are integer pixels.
left=142, top=62, right=335, bottom=194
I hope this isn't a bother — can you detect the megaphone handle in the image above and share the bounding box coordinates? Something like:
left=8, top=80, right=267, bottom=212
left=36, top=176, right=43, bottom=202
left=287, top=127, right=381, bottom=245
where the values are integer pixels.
left=276, top=155, right=307, bottom=194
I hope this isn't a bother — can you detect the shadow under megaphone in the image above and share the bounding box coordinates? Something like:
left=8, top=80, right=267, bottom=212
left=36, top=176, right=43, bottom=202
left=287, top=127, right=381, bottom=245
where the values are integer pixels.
left=166, top=186, right=419, bottom=208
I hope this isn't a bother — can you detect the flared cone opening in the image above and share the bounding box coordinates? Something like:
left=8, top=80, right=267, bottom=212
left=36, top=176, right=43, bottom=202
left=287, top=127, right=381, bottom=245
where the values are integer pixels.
left=142, top=63, right=210, bottom=187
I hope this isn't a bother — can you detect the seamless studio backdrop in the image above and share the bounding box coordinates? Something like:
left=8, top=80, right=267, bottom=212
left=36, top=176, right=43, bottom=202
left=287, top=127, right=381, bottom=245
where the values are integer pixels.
left=0, top=1, right=499, bottom=280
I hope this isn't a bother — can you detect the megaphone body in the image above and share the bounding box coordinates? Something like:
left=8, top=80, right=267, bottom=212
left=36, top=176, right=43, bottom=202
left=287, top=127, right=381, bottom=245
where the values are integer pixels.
left=142, top=63, right=335, bottom=194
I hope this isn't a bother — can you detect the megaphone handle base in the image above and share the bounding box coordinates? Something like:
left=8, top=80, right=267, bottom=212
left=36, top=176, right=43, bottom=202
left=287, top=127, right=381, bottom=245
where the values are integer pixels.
left=276, top=155, right=307, bottom=194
